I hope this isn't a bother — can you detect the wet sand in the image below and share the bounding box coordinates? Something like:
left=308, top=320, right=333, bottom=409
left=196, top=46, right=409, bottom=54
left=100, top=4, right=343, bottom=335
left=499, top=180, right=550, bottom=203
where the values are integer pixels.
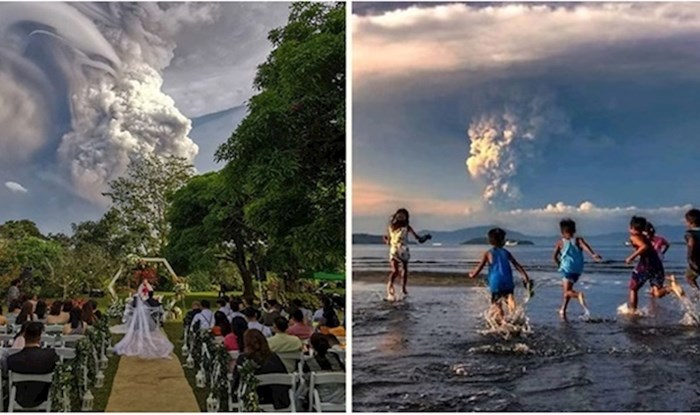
left=353, top=271, right=484, bottom=287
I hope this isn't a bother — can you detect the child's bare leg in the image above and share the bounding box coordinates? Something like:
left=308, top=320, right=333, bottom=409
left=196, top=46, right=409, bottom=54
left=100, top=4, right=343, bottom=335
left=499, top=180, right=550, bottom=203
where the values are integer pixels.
left=628, top=289, right=639, bottom=312
left=686, top=273, right=699, bottom=290
left=560, top=280, right=579, bottom=316
left=506, top=294, right=516, bottom=315
left=401, top=261, right=409, bottom=295
left=492, top=302, right=505, bottom=323
left=387, top=260, right=399, bottom=296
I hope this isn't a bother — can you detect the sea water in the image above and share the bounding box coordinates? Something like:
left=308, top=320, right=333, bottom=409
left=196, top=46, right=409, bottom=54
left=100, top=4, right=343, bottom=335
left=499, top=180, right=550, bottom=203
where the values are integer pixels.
left=352, top=245, right=700, bottom=411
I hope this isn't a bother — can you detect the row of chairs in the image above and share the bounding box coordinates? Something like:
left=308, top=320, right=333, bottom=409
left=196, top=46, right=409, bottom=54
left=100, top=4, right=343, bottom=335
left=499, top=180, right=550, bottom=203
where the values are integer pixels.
left=0, top=333, right=84, bottom=348
left=0, top=323, right=66, bottom=335
left=224, top=351, right=345, bottom=412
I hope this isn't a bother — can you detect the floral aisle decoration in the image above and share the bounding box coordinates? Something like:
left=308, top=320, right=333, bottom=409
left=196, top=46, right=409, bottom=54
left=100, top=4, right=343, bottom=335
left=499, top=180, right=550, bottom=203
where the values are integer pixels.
left=50, top=362, right=75, bottom=412
left=106, top=297, right=127, bottom=321
left=238, top=359, right=261, bottom=412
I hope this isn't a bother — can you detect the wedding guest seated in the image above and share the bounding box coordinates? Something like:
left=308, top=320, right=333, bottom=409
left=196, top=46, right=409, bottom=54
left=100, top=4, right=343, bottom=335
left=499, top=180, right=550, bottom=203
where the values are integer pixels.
left=183, top=301, right=202, bottom=329
left=88, top=300, right=103, bottom=320
left=16, top=301, right=37, bottom=325
left=191, top=300, right=214, bottom=330
left=291, top=299, right=313, bottom=324
left=216, top=297, right=235, bottom=321
left=212, top=311, right=231, bottom=337
left=268, top=317, right=303, bottom=353
left=262, top=300, right=283, bottom=326
left=81, top=302, right=98, bottom=326
left=63, top=308, right=86, bottom=335
left=59, top=301, right=72, bottom=324
left=11, top=323, right=28, bottom=349
left=231, top=330, right=290, bottom=409
left=224, top=317, right=248, bottom=352
left=229, top=298, right=245, bottom=320
left=34, top=300, right=47, bottom=321
left=301, top=333, right=345, bottom=405
left=7, top=322, right=59, bottom=409
left=325, top=334, right=345, bottom=352
left=287, top=309, right=313, bottom=340
left=8, top=299, right=22, bottom=318
left=46, top=301, right=64, bottom=324
left=243, top=307, right=272, bottom=338
left=0, top=305, right=8, bottom=326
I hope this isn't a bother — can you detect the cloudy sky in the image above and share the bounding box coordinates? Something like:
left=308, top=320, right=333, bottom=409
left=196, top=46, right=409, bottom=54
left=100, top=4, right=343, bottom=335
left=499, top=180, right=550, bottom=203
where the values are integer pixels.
left=353, top=2, right=700, bottom=235
left=0, top=2, right=289, bottom=234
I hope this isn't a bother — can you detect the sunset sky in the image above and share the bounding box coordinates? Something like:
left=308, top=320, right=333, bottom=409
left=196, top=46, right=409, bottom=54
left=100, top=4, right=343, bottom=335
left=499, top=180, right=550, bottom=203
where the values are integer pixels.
left=353, top=2, right=700, bottom=235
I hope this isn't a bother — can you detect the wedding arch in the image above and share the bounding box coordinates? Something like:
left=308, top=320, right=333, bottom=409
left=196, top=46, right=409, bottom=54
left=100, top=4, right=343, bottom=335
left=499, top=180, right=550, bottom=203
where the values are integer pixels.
left=108, top=256, right=180, bottom=300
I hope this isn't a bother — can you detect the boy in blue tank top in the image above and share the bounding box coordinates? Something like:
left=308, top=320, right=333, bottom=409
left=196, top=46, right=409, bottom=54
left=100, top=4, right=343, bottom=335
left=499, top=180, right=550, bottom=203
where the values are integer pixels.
left=468, top=228, right=532, bottom=323
left=552, top=218, right=602, bottom=318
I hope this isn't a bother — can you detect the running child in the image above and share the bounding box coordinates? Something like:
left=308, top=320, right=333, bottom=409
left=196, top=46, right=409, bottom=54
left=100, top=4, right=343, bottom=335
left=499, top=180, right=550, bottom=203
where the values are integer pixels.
left=384, top=208, right=431, bottom=300
left=684, top=208, right=700, bottom=290
left=624, top=216, right=683, bottom=313
left=645, top=222, right=670, bottom=260
left=468, top=228, right=532, bottom=322
left=552, top=218, right=602, bottom=318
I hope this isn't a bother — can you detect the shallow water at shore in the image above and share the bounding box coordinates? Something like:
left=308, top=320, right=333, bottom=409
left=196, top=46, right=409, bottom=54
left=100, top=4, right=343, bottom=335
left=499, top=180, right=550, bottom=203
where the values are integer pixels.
left=352, top=274, right=700, bottom=412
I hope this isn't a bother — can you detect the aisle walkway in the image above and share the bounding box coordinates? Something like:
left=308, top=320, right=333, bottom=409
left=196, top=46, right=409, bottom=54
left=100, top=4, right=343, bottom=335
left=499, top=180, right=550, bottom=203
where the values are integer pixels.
left=105, top=352, right=200, bottom=412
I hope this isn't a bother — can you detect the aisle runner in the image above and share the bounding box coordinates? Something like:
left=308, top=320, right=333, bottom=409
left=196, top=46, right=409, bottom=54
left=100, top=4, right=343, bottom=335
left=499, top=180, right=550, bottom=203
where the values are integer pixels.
left=105, top=353, right=200, bottom=412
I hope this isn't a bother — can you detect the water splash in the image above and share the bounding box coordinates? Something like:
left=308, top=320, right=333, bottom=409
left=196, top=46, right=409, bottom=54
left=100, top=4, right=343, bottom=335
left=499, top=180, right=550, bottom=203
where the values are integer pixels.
left=676, top=296, right=700, bottom=326
left=479, top=304, right=533, bottom=339
left=616, top=303, right=651, bottom=317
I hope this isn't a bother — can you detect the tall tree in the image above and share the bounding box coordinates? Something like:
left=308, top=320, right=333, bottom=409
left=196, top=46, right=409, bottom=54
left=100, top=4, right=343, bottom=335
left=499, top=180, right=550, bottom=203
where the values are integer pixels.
left=103, top=154, right=194, bottom=257
left=216, top=2, right=345, bottom=276
left=166, top=170, right=264, bottom=298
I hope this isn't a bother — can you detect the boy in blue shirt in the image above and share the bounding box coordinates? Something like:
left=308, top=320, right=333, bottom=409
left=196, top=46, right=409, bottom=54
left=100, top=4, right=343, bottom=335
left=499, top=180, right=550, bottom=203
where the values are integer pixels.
left=468, top=228, right=532, bottom=323
left=552, top=218, right=602, bottom=318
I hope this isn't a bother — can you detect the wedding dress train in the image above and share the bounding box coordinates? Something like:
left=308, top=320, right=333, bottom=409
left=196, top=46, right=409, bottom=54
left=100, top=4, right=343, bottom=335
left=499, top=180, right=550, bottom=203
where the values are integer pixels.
left=113, top=283, right=173, bottom=359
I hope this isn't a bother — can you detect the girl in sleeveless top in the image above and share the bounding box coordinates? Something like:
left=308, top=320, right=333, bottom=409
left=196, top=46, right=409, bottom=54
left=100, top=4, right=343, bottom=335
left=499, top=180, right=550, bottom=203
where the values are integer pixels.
left=625, top=216, right=684, bottom=313
left=468, top=228, right=531, bottom=323
left=552, top=218, right=602, bottom=318
left=383, top=208, right=431, bottom=300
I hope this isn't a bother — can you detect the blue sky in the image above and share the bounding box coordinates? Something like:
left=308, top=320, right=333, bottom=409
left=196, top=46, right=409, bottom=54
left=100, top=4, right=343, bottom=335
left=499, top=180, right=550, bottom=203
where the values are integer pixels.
left=0, top=2, right=289, bottom=234
left=353, top=2, right=700, bottom=235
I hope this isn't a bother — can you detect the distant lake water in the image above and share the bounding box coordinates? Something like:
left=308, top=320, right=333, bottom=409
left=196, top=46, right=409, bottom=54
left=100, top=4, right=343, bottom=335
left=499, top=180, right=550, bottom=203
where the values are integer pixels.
left=353, top=243, right=689, bottom=276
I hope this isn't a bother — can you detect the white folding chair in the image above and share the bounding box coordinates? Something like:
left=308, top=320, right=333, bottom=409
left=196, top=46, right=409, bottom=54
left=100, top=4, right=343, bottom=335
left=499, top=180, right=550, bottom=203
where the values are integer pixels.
left=55, top=347, right=77, bottom=363
left=309, top=372, right=345, bottom=412
left=58, top=334, right=84, bottom=347
left=276, top=351, right=303, bottom=374
left=40, top=335, right=59, bottom=348
left=43, top=325, right=63, bottom=335
left=0, top=334, right=15, bottom=346
left=237, top=373, right=297, bottom=412
left=8, top=371, right=54, bottom=412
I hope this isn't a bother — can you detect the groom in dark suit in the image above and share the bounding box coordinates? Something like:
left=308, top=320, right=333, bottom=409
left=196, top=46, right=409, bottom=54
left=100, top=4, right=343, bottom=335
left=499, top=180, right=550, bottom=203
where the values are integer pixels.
left=7, top=322, right=59, bottom=409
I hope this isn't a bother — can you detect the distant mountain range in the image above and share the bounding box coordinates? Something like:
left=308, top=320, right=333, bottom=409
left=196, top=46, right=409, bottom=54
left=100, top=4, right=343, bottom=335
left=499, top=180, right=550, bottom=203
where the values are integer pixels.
left=353, top=224, right=690, bottom=246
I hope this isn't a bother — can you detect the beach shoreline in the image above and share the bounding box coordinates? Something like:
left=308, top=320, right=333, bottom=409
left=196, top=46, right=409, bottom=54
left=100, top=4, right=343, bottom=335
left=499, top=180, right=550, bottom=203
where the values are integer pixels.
left=352, top=270, right=485, bottom=287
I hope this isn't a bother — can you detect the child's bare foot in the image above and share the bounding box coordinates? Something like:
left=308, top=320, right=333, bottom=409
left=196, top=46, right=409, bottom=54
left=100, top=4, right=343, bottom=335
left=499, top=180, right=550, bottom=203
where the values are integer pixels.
left=668, top=275, right=685, bottom=298
left=402, top=288, right=408, bottom=296
left=559, top=308, right=566, bottom=319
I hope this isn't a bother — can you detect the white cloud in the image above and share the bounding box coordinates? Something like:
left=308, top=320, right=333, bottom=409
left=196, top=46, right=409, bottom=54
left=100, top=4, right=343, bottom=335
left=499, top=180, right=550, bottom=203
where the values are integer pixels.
left=5, top=181, right=28, bottom=194
left=353, top=3, right=700, bottom=81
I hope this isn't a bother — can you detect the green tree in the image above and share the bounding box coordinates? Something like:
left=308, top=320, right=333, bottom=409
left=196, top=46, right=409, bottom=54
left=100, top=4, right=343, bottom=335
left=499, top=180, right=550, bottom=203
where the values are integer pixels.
left=103, top=154, right=195, bottom=257
left=166, top=170, right=264, bottom=298
left=216, top=2, right=345, bottom=277
left=0, top=220, right=44, bottom=241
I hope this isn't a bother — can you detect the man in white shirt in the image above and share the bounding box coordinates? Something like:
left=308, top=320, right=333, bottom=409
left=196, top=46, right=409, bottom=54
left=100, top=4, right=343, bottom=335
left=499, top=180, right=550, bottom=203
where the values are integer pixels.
left=216, top=297, right=236, bottom=321
left=191, top=300, right=214, bottom=330
left=243, top=307, right=272, bottom=337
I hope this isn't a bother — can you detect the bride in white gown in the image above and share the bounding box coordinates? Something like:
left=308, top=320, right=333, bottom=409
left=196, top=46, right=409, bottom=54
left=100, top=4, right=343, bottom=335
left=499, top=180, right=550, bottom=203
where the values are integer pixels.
left=112, top=282, right=174, bottom=359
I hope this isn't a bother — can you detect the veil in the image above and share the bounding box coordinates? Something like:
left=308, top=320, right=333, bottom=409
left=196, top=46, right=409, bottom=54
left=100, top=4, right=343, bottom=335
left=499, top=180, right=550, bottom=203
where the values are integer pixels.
left=113, top=282, right=174, bottom=359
